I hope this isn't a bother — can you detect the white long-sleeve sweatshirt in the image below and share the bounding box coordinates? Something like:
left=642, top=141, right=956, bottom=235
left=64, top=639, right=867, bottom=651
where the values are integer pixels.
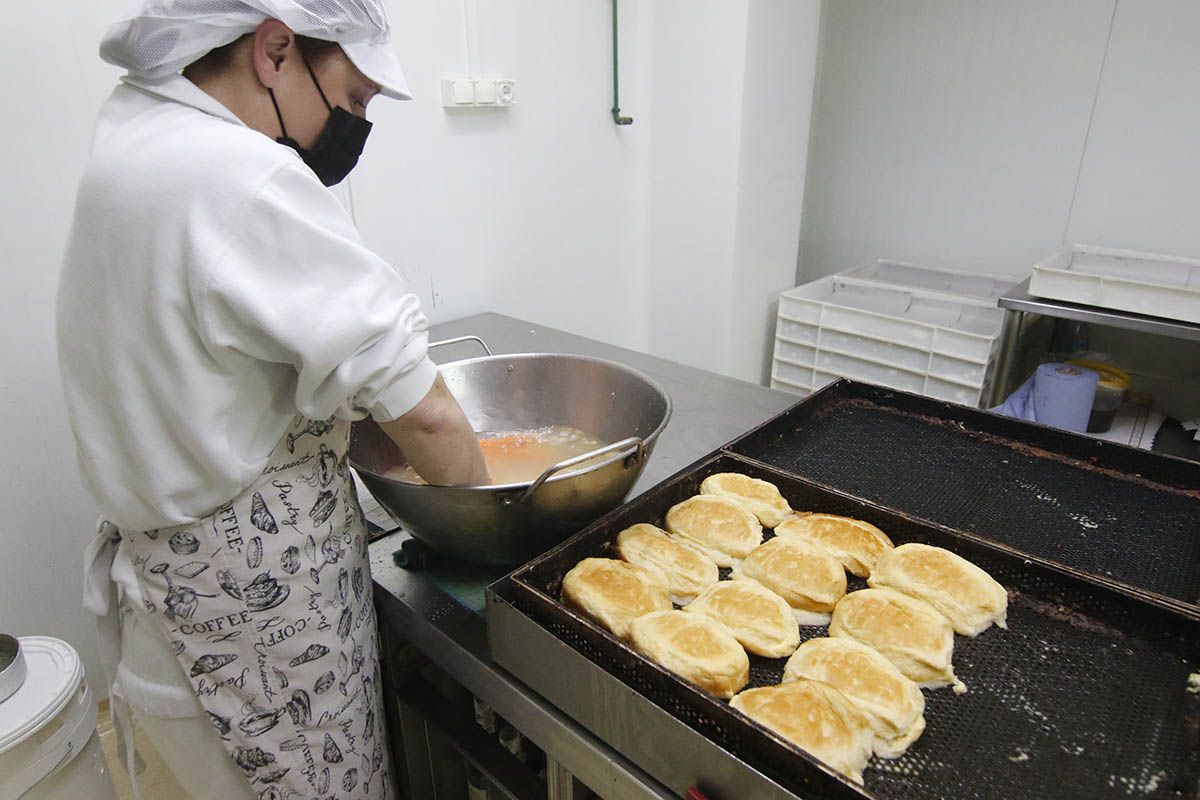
left=57, top=74, right=437, bottom=531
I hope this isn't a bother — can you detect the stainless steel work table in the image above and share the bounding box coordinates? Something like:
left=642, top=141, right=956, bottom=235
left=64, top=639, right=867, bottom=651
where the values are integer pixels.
left=369, top=312, right=795, bottom=799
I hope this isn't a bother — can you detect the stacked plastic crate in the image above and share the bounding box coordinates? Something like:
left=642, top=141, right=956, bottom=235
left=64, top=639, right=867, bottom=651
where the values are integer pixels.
left=771, top=260, right=1017, bottom=407
left=1030, top=245, right=1200, bottom=324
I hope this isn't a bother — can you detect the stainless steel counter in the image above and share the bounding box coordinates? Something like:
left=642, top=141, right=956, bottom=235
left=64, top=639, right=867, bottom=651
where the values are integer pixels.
left=370, top=312, right=795, bottom=799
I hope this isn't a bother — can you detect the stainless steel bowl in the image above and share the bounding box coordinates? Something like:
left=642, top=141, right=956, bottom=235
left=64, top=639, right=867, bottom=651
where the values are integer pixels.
left=349, top=342, right=672, bottom=566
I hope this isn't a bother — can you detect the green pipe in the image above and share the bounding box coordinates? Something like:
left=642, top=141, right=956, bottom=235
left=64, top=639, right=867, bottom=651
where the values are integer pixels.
left=611, top=0, right=632, bottom=125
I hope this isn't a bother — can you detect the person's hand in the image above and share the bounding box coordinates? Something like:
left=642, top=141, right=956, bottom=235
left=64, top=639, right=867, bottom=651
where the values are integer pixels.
left=377, top=375, right=490, bottom=486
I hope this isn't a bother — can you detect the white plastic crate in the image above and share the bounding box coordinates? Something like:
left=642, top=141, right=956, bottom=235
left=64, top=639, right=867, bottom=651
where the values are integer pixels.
left=777, top=276, right=1005, bottom=362
left=775, top=318, right=818, bottom=346
left=928, top=352, right=989, bottom=386
left=925, top=376, right=983, bottom=406
left=777, top=281, right=1002, bottom=363
left=771, top=358, right=817, bottom=389
left=816, top=328, right=932, bottom=373
left=770, top=363, right=985, bottom=405
left=771, top=349, right=990, bottom=405
left=814, top=349, right=929, bottom=393
left=771, top=275, right=1005, bottom=406
left=843, top=259, right=1018, bottom=301
left=1029, top=245, right=1200, bottom=324
left=770, top=368, right=836, bottom=395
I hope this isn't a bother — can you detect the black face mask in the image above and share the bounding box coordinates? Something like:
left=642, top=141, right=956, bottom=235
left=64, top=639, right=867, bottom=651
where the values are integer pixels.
left=268, top=58, right=372, bottom=187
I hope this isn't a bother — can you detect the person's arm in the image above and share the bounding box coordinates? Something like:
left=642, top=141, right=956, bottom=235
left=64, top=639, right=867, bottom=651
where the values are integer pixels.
left=377, top=374, right=490, bottom=486
left=195, top=163, right=487, bottom=481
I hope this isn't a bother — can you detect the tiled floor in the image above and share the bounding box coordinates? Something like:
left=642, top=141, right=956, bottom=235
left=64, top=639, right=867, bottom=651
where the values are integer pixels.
left=96, top=701, right=191, bottom=800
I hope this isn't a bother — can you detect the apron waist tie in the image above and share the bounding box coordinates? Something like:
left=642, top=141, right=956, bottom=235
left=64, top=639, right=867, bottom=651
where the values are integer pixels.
left=83, top=519, right=144, bottom=800
left=83, top=519, right=122, bottom=684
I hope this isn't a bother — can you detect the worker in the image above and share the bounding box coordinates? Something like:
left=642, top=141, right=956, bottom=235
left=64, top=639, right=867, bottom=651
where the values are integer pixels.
left=59, top=2, right=487, bottom=797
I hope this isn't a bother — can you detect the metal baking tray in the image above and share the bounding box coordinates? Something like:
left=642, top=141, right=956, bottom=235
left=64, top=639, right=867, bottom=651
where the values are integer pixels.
left=489, top=453, right=1200, bottom=800
left=728, top=380, right=1200, bottom=610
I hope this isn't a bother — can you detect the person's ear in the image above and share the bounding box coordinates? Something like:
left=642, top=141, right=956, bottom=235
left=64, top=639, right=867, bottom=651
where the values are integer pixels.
left=250, top=18, right=296, bottom=89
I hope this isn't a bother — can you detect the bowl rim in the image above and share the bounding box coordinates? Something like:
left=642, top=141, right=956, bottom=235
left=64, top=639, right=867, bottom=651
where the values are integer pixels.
left=349, top=351, right=674, bottom=493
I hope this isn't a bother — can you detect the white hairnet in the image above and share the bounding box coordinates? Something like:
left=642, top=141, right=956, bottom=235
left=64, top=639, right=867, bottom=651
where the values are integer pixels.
left=101, top=0, right=411, bottom=100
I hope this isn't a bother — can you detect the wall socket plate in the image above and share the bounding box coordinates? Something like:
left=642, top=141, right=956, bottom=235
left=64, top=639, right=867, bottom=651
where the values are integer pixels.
left=441, top=78, right=515, bottom=108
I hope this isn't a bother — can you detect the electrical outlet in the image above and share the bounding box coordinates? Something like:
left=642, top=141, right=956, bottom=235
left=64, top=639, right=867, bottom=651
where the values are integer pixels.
left=441, top=78, right=515, bottom=109
left=495, top=79, right=515, bottom=106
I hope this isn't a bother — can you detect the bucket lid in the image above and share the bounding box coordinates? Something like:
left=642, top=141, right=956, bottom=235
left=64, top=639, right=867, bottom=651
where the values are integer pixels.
left=1067, top=359, right=1131, bottom=390
left=0, top=637, right=82, bottom=755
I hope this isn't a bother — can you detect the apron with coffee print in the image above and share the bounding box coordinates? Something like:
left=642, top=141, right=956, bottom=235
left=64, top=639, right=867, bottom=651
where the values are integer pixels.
left=122, top=415, right=395, bottom=800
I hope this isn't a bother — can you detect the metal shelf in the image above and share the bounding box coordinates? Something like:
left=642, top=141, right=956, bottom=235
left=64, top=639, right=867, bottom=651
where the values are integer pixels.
left=987, top=277, right=1200, bottom=406
left=998, top=277, right=1200, bottom=342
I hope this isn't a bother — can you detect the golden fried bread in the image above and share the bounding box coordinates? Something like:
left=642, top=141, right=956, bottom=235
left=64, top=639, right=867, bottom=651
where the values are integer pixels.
left=629, top=610, right=749, bottom=699
left=664, top=495, right=763, bottom=567
left=775, top=513, right=893, bottom=578
left=784, top=637, right=926, bottom=758
left=562, top=558, right=671, bottom=640
left=684, top=579, right=800, bottom=658
left=733, top=537, right=846, bottom=625
left=730, top=680, right=874, bottom=784
left=830, top=588, right=964, bottom=692
left=868, top=543, right=1008, bottom=637
left=615, top=523, right=719, bottom=605
left=699, top=472, right=792, bottom=528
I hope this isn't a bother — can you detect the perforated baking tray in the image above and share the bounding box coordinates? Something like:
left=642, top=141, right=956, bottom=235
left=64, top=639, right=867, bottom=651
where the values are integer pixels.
left=728, top=380, right=1200, bottom=610
left=493, top=453, right=1200, bottom=800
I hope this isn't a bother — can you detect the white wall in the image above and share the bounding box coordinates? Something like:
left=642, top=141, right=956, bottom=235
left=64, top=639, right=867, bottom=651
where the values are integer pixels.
left=357, top=1, right=820, bottom=380
left=351, top=0, right=657, bottom=350
left=642, top=1, right=750, bottom=371
left=1067, top=0, right=1200, bottom=253
left=729, top=0, right=822, bottom=382
left=1, top=2, right=132, bottom=695
left=1, top=2, right=820, bottom=698
left=642, top=0, right=820, bottom=382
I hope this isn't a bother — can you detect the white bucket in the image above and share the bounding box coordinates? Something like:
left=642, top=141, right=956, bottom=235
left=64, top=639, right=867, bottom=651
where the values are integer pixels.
left=0, top=636, right=117, bottom=800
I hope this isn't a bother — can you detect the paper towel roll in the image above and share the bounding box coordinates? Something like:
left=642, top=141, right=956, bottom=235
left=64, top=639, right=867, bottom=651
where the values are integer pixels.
left=1032, top=363, right=1098, bottom=432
